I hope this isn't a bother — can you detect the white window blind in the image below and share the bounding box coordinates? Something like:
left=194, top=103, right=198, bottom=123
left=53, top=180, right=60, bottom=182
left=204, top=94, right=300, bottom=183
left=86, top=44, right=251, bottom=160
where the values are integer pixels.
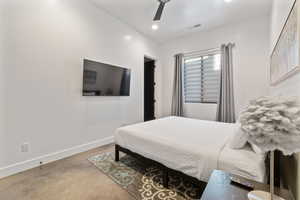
left=183, top=51, right=221, bottom=103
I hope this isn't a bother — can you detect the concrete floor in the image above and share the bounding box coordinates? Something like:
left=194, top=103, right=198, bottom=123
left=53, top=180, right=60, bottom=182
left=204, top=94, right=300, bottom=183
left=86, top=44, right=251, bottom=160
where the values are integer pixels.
left=0, top=144, right=134, bottom=200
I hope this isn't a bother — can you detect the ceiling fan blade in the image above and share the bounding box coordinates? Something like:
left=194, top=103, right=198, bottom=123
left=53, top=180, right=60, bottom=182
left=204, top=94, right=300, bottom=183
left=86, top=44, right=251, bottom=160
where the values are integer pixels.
left=153, top=2, right=165, bottom=21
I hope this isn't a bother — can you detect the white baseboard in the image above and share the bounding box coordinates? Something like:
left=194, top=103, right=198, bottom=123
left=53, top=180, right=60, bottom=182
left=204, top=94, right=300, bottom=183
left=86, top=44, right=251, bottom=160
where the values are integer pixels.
left=0, top=136, right=114, bottom=179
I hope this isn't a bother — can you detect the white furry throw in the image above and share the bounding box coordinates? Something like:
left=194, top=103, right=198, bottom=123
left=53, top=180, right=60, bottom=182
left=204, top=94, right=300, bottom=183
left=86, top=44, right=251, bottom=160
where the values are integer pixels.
left=239, top=96, right=300, bottom=155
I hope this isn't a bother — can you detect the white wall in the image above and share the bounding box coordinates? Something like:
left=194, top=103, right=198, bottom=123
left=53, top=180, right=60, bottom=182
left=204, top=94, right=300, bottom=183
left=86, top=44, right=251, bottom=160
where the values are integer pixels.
left=269, top=1, right=299, bottom=199
left=0, top=3, right=6, bottom=169
left=160, top=16, right=271, bottom=120
left=0, top=0, right=162, bottom=176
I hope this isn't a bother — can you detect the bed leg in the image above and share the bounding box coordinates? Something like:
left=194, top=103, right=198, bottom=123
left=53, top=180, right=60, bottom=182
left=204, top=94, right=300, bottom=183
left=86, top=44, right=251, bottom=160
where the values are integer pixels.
left=163, top=168, right=169, bottom=188
left=115, top=145, right=120, bottom=162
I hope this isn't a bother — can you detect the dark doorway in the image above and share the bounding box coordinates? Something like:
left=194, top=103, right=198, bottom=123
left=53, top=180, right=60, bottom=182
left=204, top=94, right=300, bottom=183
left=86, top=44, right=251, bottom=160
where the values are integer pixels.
left=144, top=57, right=156, bottom=122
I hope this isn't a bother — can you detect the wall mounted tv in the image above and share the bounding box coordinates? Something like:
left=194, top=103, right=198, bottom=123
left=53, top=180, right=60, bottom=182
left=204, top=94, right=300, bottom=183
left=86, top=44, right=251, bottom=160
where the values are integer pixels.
left=82, top=59, right=131, bottom=96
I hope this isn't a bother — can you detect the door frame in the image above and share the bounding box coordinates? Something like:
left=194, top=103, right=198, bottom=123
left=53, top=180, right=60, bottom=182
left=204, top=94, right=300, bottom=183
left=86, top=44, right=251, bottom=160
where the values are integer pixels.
left=144, top=55, right=157, bottom=121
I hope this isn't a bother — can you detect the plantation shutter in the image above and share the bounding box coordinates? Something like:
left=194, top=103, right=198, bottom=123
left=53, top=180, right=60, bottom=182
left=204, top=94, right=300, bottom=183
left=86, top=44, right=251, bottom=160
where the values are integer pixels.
left=183, top=52, right=221, bottom=103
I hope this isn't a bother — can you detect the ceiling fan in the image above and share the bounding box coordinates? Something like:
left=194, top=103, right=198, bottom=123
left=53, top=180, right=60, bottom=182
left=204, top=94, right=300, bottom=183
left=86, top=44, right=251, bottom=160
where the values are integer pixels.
left=153, top=0, right=171, bottom=21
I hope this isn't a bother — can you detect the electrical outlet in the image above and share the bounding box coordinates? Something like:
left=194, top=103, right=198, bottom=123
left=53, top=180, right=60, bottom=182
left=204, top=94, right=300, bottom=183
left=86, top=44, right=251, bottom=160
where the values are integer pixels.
left=21, top=143, right=29, bottom=153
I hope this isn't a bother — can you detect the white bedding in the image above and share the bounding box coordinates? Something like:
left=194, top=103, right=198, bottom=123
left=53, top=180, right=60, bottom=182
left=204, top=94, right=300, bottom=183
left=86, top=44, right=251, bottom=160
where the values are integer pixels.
left=114, top=116, right=266, bottom=183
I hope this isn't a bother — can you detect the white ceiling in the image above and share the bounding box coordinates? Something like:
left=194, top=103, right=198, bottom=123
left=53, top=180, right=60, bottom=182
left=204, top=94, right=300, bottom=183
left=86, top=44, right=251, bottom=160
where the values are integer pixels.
left=91, top=0, right=272, bottom=43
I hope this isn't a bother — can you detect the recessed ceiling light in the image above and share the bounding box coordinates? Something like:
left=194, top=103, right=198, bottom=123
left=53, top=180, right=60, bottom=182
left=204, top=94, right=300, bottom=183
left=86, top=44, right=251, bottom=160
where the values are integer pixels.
left=152, top=24, right=159, bottom=30
left=224, top=0, right=232, bottom=2
left=124, top=35, right=132, bottom=40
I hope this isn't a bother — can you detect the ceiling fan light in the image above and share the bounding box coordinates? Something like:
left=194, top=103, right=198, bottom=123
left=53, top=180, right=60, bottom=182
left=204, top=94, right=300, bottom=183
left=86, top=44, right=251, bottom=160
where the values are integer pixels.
left=152, top=24, right=159, bottom=30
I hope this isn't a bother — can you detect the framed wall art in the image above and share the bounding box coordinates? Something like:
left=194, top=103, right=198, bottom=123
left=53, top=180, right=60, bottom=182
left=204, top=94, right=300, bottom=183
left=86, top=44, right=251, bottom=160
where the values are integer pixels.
left=270, top=1, right=300, bottom=86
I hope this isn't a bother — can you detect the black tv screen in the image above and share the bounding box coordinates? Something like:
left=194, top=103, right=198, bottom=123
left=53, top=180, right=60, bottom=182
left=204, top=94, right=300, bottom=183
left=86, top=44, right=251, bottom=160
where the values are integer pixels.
left=82, top=59, right=131, bottom=96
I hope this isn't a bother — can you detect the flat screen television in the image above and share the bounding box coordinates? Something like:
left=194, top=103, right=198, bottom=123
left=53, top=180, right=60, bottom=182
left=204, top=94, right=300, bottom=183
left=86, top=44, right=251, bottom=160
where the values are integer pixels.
left=82, top=59, right=131, bottom=96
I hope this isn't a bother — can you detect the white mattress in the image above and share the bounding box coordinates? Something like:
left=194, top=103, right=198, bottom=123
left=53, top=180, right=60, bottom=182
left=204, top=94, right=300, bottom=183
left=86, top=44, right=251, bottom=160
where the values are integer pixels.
left=114, top=116, right=266, bottom=183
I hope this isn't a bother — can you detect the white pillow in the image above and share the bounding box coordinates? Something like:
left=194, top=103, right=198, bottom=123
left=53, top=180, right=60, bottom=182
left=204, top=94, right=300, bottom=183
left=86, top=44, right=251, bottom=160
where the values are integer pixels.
left=250, top=143, right=265, bottom=154
left=229, top=126, right=248, bottom=149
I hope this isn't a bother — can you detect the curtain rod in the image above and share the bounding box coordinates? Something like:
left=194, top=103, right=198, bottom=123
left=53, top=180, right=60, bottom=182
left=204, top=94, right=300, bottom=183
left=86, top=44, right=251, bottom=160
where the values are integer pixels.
left=182, top=47, right=219, bottom=57
left=177, top=43, right=236, bottom=57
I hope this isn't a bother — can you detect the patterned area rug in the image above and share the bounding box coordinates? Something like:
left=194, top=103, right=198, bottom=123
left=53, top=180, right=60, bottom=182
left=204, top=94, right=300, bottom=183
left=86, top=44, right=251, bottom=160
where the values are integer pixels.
left=88, top=152, right=205, bottom=200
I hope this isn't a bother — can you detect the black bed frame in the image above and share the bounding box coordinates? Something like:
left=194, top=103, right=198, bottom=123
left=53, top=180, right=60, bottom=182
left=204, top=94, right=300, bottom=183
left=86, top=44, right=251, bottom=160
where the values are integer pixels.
left=115, top=144, right=281, bottom=188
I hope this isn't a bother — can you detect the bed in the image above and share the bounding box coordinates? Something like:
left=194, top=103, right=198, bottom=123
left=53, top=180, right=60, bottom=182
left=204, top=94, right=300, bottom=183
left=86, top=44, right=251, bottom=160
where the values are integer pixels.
left=114, top=116, right=267, bottom=186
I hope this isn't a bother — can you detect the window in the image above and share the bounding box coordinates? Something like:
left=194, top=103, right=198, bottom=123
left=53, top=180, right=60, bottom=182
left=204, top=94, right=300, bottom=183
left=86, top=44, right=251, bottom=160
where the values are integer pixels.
left=183, top=51, right=221, bottom=103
